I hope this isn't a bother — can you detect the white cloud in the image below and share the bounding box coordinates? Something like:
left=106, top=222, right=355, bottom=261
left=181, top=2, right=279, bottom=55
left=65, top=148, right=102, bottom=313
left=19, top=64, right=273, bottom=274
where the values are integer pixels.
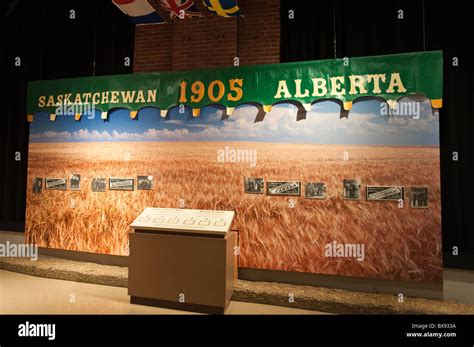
left=30, top=131, right=72, bottom=140
left=30, top=102, right=439, bottom=145
left=142, top=128, right=190, bottom=140
left=72, top=129, right=89, bottom=139
left=165, top=119, right=184, bottom=125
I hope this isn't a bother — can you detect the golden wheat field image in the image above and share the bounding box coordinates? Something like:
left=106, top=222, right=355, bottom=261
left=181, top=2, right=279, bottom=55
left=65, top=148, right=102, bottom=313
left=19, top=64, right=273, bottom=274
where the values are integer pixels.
left=25, top=141, right=441, bottom=283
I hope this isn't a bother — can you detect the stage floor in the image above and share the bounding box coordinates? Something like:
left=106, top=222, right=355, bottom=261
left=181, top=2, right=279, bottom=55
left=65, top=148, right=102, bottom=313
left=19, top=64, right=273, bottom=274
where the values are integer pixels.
left=1, top=256, right=473, bottom=314
left=0, top=269, right=322, bottom=315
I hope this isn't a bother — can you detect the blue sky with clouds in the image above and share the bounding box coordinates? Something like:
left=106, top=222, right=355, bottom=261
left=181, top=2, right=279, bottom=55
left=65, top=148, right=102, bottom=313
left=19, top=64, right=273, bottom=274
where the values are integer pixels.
left=30, top=99, right=439, bottom=146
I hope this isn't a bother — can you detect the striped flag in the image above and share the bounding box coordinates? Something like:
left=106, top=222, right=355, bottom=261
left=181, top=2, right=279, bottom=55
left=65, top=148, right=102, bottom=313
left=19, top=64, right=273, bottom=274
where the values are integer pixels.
left=160, top=0, right=201, bottom=19
left=112, top=0, right=165, bottom=25
left=203, top=0, right=240, bottom=17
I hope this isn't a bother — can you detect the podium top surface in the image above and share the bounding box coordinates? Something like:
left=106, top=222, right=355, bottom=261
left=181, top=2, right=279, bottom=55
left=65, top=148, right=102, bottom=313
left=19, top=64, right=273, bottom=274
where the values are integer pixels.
left=130, top=208, right=235, bottom=235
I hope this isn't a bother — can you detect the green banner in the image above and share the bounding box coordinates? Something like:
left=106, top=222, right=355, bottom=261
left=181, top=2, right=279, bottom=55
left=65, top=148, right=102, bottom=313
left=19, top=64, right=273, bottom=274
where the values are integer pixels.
left=27, top=51, right=443, bottom=121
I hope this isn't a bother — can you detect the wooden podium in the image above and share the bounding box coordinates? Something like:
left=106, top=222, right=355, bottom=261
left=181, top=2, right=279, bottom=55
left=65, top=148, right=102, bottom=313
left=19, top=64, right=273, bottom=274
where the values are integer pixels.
left=128, top=208, right=236, bottom=314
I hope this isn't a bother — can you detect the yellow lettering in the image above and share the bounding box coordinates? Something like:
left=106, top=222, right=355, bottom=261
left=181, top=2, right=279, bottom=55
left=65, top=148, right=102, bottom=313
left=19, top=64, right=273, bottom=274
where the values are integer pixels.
left=367, top=74, right=386, bottom=94
left=135, top=90, right=145, bottom=103
left=387, top=73, right=407, bottom=93
left=227, top=79, right=243, bottom=102
left=294, top=79, right=309, bottom=98
left=146, top=90, right=157, bottom=103
left=46, top=95, right=55, bottom=107
left=63, top=94, right=72, bottom=104
left=274, top=80, right=292, bottom=99
left=190, top=81, right=205, bottom=103
left=311, top=78, right=328, bottom=97
left=179, top=81, right=187, bottom=103
left=74, top=94, right=82, bottom=104
left=83, top=93, right=92, bottom=104
left=92, top=92, right=100, bottom=104
left=121, top=91, right=136, bottom=103
left=348, top=75, right=368, bottom=95
left=330, top=76, right=346, bottom=96
left=101, top=92, right=109, bottom=104
left=208, top=80, right=225, bottom=102
left=110, top=91, right=120, bottom=103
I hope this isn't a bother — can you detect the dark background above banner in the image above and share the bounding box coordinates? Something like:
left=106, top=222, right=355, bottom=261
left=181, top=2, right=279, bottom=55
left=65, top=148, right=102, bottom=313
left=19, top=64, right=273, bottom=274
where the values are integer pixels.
left=1, top=0, right=473, bottom=270
left=0, top=0, right=135, bottom=231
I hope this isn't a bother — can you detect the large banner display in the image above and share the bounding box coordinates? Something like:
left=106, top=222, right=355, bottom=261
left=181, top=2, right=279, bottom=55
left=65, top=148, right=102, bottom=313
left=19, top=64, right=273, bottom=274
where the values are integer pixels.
left=26, top=51, right=443, bottom=283
left=27, top=51, right=443, bottom=120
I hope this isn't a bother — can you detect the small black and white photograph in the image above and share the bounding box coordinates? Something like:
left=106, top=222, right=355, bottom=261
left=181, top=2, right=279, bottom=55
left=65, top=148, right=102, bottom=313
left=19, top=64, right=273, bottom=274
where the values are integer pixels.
left=70, top=174, right=81, bottom=190
left=305, top=182, right=327, bottom=199
left=244, top=177, right=264, bottom=194
left=343, top=179, right=360, bottom=200
left=366, top=186, right=404, bottom=201
left=45, top=178, right=67, bottom=190
left=410, top=187, right=429, bottom=208
left=267, top=181, right=301, bottom=196
left=109, top=177, right=135, bottom=191
left=137, top=176, right=153, bottom=190
left=32, top=178, right=43, bottom=194
left=91, top=178, right=107, bottom=192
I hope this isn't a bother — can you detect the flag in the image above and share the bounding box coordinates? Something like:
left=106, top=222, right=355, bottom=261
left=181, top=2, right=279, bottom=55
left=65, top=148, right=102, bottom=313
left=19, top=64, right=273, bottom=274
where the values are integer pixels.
left=112, top=0, right=165, bottom=25
left=160, top=0, right=201, bottom=19
left=203, top=0, right=240, bottom=17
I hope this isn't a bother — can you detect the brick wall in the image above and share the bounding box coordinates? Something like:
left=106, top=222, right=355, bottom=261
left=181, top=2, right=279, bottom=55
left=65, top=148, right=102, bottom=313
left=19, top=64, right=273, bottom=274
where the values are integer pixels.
left=237, top=0, right=280, bottom=65
left=172, top=15, right=238, bottom=71
left=133, top=0, right=280, bottom=72
left=134, top=24, right=173, bottom=72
